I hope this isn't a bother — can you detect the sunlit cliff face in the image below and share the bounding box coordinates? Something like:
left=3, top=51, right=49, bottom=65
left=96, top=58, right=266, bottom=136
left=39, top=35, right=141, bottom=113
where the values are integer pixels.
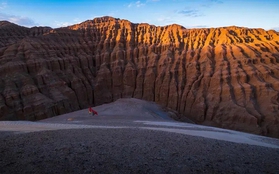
left=0, top=17, right=279, bottom=138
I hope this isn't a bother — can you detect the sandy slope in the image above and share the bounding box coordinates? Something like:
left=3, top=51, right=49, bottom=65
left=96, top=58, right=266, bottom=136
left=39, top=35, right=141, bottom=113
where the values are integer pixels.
left=0, top=98, right=279, bottom=173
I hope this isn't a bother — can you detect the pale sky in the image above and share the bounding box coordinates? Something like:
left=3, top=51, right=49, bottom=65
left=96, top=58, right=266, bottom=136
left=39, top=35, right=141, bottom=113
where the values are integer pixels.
left=0, top=0, right=278, bottom=30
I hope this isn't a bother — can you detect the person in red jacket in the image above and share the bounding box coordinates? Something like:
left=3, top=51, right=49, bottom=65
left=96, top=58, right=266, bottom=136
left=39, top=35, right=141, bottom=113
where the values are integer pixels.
left=88, top=107, right=98, bottom=116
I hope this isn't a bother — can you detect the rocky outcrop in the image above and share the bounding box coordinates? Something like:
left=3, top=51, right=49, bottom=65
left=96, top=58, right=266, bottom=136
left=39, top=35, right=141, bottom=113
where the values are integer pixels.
left=1, top=16, right=279, bottom=138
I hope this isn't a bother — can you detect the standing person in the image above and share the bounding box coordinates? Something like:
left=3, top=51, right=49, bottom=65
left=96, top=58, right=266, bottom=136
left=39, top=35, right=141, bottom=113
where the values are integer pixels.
left=88, top=107, right=93, bottom=115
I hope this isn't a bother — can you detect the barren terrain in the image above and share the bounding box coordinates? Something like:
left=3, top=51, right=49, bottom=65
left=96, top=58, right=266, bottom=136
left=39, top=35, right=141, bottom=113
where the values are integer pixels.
left=1, top=17, right=279, bottom=137
left=1, top=99, right=279, bottom=173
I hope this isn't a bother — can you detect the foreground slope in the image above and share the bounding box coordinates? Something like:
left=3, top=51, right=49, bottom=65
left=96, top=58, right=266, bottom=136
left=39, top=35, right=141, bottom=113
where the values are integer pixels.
left=0, top=99, right=279, bottom=173
left=1, top=17, right=279, bottom=137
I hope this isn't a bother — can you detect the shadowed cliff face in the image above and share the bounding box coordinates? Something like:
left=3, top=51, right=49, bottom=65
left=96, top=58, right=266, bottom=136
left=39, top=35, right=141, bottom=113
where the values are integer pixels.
left=1, top=17, right=279, bottom=138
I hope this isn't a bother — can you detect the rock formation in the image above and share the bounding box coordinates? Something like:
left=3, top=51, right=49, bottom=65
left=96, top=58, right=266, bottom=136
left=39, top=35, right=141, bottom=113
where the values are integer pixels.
left=1, top=16, right=279, bottom=138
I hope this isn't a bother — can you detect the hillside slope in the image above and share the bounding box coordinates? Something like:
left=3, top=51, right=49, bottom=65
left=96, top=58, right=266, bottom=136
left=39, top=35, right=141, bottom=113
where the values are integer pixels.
left=1, top=17, right=279, bottom=137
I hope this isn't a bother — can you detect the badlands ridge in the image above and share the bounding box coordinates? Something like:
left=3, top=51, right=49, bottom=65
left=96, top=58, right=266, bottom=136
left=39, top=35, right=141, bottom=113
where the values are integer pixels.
left=0, top=16, right=279, bottom=138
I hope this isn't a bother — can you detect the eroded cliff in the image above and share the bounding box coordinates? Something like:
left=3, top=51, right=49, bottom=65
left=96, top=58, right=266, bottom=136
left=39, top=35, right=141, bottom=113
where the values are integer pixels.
left=1, top=17, right=279, bottom=137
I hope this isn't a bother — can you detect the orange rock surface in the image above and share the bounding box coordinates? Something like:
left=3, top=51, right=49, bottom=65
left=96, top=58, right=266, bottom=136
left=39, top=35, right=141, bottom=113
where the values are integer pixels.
left=1, top=17, right=279, bottom=138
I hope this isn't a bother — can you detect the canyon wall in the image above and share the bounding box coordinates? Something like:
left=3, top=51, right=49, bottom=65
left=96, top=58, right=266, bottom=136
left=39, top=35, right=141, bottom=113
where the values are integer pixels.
left=1, top=17, right=279, bottom=137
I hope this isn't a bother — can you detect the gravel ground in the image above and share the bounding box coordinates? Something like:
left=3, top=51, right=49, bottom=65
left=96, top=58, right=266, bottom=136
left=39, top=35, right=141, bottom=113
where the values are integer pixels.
left=1, top=128, right=279, bottom=174
left=1, top=99, right=279, bottom=174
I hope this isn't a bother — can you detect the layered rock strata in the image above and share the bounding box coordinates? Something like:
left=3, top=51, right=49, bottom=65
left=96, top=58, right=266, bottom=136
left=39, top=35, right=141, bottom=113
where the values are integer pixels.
left=1, top=17, right=279, bottom=137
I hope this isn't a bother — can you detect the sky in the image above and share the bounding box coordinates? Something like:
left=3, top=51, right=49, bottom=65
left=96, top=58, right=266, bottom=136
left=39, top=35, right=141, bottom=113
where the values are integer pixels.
left=0, top=0, right=278, bottom=30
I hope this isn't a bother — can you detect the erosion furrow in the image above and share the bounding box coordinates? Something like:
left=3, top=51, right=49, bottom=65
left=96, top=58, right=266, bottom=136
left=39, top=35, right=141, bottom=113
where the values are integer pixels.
left=1, top=17, right=279, bottom=137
